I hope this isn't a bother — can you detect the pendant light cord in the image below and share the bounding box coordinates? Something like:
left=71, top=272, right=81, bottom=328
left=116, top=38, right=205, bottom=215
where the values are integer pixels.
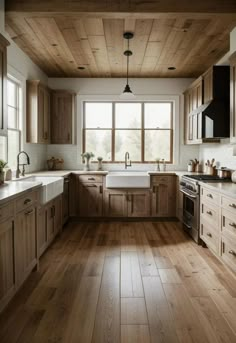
left=126, top=38, right=129, bottom=84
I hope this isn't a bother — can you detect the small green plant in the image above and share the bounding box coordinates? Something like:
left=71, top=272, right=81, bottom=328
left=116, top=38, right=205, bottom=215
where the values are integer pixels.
left=81, top=152, right=95, bottom=161
left=0, top=159, right=7, bottom=173
left=97, top=156, right=103, bottom=161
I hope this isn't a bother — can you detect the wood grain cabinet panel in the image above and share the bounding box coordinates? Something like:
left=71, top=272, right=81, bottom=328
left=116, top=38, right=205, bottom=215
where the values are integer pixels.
left=37, top=205, right=47, bottom=257
left=151, top=176, right=176, bottom=217
left=15, top=206, right=37, bottom=287
left=127, top=190, right=151, bottom=217
left=78, top=182, right=103, bottom=217
left=203, top=68, right=213, bottom=103
left=26, top=80, right=51, bottom=144
left=0, top=219, right=15, bottom=311
left=0, top=34, right=9, bottom=133
left=200, top=219, right=219, bottom=255
left=51, top=91, right=75, bottom=144
left=103, top=190, right=127, bottom=217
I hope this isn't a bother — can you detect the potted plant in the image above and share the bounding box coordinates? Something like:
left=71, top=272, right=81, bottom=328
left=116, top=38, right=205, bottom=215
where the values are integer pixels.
left=81, top=152, right=94, bottom=171
left=97, top=156, right=103, bottom=171
left=0, top=159, right=8, bottom=185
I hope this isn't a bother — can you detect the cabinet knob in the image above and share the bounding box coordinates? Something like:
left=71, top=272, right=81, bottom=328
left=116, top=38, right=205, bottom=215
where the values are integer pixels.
left=229, top=203, right=236, bottom=209
left=206, top=210, right=212, bottom=216
left=229, top=250, right=236, bottom=257
left=24, top=198, right=31, bottom=205
left=207, top=194, right=213, bottom=198
left=88, top=177, right=95, bottom=181
left=25, top=209, right=34, bottom=216
left=229, top=222, right=236, bottom=229
left=206, top=232, right=212, bottom=238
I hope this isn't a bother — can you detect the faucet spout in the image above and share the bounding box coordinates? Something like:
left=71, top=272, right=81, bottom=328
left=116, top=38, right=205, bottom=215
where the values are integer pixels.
left=125, top=151, right=132, bottom=169
left=16, top=151, right=30, bottom=178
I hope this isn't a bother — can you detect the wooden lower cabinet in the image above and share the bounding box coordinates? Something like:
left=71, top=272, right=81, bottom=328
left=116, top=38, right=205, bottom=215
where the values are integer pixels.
left=127, top=190, right=151, bottom=217
left=0, top=219, right=15, bottom=311
left=151, top=178, right=176, bottom=217
left=78, top=181, right=103, bottom=217
left=15, top=206, right=37, bottom=286
left=37, top=195, right=62, bottom=258
left=104, top=190, right=151, bottom=217
left=104, top=190, right=127, bottom=217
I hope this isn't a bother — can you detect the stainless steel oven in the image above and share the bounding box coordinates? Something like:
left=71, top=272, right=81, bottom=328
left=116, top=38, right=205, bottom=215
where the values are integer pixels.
left=180, top=176, right=200, bottom=243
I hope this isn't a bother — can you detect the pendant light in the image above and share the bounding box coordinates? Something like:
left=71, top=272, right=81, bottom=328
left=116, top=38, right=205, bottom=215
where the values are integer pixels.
left=120, top=32, right=135, bottom=99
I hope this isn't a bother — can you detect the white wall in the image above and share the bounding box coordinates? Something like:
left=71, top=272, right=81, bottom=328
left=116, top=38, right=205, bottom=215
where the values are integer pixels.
left=0, top=3, right=49, bottom=172
left=48, top=78, right=199, bottom=171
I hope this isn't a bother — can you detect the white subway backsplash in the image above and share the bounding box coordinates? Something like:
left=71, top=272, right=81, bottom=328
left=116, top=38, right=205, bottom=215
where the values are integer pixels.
left=199, top=141, right=236, bottom=170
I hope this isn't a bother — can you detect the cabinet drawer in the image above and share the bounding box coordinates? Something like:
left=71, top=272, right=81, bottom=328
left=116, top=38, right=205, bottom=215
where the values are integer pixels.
left=221, top=208, right=236, bottom=238
left=0, top=202, right=14, bottom=223
left=200, top=220, right=219, bottom=254
left=79, top=175, right=103, bottom=183
left=16, top=191, right=37, bottom=213
left=221, top=196, right=236, bottom=215
left=201, top=202, right=219, bottom=227
left=201, top=187, right=220, bottom=206
left=151, top=176, right=173, bottom=184
left=221, top=237, right=236, bottom=272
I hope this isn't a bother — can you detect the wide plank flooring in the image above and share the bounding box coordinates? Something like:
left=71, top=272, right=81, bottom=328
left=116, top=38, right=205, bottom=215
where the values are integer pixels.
left=1, top=221, right=236, bottom=343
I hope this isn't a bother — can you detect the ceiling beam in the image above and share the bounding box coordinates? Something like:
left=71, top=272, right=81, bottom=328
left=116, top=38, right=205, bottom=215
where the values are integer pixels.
left=5, top=0, right=236, bottom=14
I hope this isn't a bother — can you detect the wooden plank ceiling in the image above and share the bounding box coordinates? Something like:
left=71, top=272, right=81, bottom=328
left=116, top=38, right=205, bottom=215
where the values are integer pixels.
left=5, top=1, right=236, bottom=78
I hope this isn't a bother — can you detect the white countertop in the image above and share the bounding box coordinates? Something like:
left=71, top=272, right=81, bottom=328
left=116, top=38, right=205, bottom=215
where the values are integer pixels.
left=0, top=181, right=42, bottom=205
left=199, top=181, right=236, bottom=199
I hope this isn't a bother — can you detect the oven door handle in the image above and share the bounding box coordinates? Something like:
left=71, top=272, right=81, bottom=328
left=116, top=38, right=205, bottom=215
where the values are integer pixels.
left=180, top=189, right=197, bottom=199
left=183, top=221, right=192, bottom=230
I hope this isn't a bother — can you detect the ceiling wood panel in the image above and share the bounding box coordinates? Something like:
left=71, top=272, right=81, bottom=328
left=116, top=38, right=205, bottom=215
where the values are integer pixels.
left=5, top=10, right=236, bottom=78
left=6, top=0, right=236, bottom=13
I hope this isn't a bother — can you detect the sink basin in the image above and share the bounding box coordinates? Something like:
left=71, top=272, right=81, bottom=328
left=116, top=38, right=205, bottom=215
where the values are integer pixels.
left=15, top=176, right=64, bottom=204
left=106, top=172, right=150, bottom=188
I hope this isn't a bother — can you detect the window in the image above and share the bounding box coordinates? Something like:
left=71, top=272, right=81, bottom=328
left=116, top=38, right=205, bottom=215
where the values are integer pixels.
left=83, top=101, right=173, bottom=163
left=7, top=78, right=22, bottom=169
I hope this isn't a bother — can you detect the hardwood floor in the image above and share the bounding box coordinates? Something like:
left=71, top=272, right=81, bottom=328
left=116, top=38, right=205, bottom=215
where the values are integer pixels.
left=1, top=221, right=236, bottom=343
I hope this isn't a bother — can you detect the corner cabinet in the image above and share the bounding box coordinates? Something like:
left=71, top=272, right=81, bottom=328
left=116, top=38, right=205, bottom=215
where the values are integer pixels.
left=0, top=34, right=10, bottom=133
left=26, top=80, right=51, bottom=144
left=230, top=52, right=236, bottom=143
left=51, top=91, right=75, bottom=144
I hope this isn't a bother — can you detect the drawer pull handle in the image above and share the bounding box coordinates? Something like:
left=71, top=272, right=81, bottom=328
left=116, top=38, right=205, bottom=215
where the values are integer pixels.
left=86, top=184, right=97, bottom=187
left=25, top=209, right=34, bottom=216
left=229, top=203, right=236, bottom=209
left=24, top=198, right=31, bottom=205
left=207, top=194, right=213, bottom=198
left=229, top=222, right=236, bottom=228
left=207, top=232, right=212, bottom=238
left=206, top=211, right=212, bottom=216
left=229, top=250, right=236, bottom=257
left=88, top=177, right=95, bottom=181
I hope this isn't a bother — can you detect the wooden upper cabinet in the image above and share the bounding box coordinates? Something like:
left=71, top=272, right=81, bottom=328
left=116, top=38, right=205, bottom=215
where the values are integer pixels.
left=26, top=80, right=51, bottom=144
left=203, top=68, right=213, bottom=103
left=51, top=91, right=75, bottom=144
left=230, top=52, right=236, bottom=143
left=0, top=34, right=10, bottom=133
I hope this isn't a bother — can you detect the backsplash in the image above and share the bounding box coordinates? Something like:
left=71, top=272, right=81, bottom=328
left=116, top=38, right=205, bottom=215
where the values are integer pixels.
left=199, top=141, right=236, bottom=170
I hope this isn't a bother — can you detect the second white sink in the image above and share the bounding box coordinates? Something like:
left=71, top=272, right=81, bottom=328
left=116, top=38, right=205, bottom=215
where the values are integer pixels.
left=106, top=172, right=150, bottom=188
left=14, top=176, right=64, bottom=204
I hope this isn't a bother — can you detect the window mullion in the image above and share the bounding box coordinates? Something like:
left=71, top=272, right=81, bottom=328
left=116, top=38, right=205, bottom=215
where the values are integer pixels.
left=141, top=102, right=144, bottom=163
left=112, top=102, right=115, bottom=162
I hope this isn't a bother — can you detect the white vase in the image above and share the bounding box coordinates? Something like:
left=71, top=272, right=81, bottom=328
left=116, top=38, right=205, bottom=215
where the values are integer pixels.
left=97, top=160, right=103, bottom=171
left=84, top=158, right=90, bottom=171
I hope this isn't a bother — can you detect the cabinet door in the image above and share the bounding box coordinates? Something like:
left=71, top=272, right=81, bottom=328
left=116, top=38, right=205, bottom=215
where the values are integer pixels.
left=54, top=195, right=62, bottom=235
left=127, top=190, right=151, bottom=217
left=79, top=183, right=103, bottom=217
left=151, top=182, right=176, bottom=217
left=37, top=206, right=47, bottom=258
left=0, top=219, right=15, bottom=309
left=51, top=92, right=74, bottom=144
left=63, top=178, right=70, bottom=224
left=230, top=60, right=236, bottom=143
left=203, top=69, right=213, bottom=103
left=43, top=88, right=50, bottom=143
left=104, top=190, right=127, bottom=217
left=46, top=202, right=54, bottom=244
left=15, top=207, right=37, bottom=286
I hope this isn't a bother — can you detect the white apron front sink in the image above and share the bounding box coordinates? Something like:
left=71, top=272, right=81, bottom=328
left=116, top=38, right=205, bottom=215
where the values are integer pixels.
left=106, top=172, right=150, bottom=188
